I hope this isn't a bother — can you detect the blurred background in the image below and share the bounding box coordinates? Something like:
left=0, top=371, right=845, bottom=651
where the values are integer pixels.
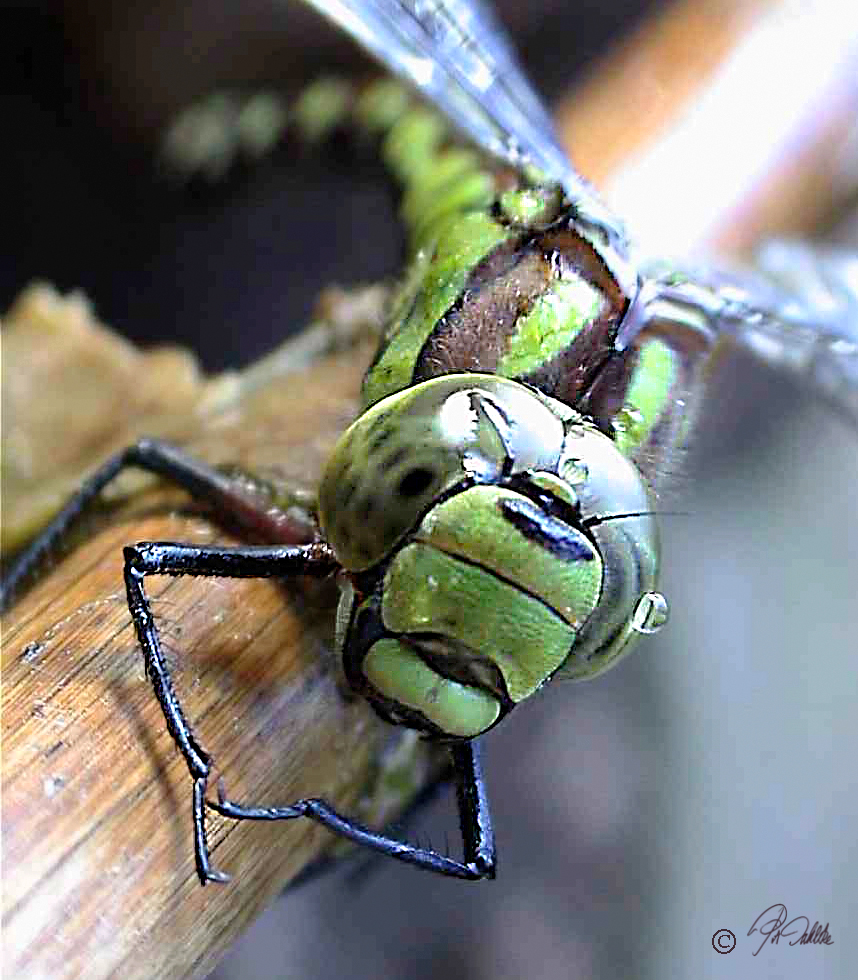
left=1, top=0, right=660, bottom=369
left=3, top=2, right=857, bottom=979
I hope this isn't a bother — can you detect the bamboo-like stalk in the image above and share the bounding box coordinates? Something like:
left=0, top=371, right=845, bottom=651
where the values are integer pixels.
left=2, top=2, right=855, bottom=979
left=2, top=303, right=431, bottom=980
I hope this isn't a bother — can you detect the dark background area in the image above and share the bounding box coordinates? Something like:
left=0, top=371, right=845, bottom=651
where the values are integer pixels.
left=2, top=0, right=657, bottom=370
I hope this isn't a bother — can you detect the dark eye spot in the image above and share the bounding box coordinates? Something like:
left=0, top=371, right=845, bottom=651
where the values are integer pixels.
left=367, top=425, right=394, bottom=455
left=356, top=542, right=373, bottom=564
left=384, top=447, right=408, bottom=470
left=397, top=467, right=435, bottom=498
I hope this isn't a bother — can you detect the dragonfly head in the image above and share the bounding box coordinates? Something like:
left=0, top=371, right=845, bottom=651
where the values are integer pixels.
left=318, top=374, right=665, bottom=739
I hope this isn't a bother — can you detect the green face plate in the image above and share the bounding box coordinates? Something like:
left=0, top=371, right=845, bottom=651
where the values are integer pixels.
left=415, top=484, right=603, bottom=629
left=382, top=542, right=579, bottom=704
left=363, top=639, right=501, bottom=738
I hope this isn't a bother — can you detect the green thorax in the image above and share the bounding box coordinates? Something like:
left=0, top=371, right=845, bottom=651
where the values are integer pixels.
left=163, top=77, right=703, bottom=476
left=349, top=79, right=695, bottom=474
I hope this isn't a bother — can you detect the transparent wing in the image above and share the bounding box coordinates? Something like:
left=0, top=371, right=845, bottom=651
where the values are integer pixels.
left=634, top=244, right=858, bottom=428
left=300, top=0, right=624, bottom=242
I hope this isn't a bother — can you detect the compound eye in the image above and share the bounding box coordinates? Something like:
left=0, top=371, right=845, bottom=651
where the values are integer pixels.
left=397, top=466, right=436, bottom=498
left=552, top=423, right=663, bottom=678
left=320, top=437, right=448, bottom=572
left=318, top=374, right=568, bottom=571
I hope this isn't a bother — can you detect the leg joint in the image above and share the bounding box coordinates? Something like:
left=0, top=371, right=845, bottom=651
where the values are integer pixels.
left=123, top=542, right=163, bottom=575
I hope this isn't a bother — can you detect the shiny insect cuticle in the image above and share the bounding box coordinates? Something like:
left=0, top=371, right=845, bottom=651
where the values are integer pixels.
left=4, top=18, right=714, bottom=887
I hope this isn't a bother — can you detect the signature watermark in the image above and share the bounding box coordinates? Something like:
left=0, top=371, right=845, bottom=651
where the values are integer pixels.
left=747, top=904, right=834, bottom=956
left=711, top=905, right=834, bottom=956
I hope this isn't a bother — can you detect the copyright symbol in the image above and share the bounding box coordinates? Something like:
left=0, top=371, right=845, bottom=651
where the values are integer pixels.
left=712, top=929, right=736, bottom=954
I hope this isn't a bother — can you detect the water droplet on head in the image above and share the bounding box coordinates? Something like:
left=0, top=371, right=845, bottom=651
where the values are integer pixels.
left=631, top=591, right=669, bottom=634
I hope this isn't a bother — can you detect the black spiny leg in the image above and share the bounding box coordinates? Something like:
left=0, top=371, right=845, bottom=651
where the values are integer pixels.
left=123, top=539, right=339, bottom=883
left=0, top=436, right=316, bottom=612
left=209, top=738, right=497, bottom=880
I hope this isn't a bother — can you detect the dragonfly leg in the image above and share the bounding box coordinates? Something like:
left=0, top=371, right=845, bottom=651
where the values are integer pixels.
left=0, top=436, right=319, bottom=612
left=209, top=739, right=497, bottom=880
left=123, top=538, right=339, bottom=884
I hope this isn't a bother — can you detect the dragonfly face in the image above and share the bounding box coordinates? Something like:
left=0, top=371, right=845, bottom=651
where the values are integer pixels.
left=318, top=373, right=663, bottom=738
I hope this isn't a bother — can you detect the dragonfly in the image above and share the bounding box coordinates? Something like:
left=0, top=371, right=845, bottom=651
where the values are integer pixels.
left=2, top=0, right=856, bottom=894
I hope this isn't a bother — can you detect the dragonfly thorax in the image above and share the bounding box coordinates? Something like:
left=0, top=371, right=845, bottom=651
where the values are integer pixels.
left=319, top=374, right=664, bottom=740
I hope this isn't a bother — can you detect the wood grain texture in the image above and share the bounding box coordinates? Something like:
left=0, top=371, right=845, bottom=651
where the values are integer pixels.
left=1, top=292, right=445, bottom=980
